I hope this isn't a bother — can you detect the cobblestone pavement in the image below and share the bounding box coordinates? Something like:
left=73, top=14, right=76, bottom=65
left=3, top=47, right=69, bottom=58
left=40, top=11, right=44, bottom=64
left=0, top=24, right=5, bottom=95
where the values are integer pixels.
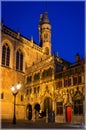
left=1, top=118, right=85, bottom=129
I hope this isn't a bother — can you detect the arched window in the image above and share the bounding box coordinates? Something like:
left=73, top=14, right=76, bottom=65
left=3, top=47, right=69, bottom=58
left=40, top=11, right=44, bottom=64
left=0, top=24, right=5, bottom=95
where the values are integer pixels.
left=16, top=49, right=23, bottom=71
left=2, top=43, right=10, bottom=67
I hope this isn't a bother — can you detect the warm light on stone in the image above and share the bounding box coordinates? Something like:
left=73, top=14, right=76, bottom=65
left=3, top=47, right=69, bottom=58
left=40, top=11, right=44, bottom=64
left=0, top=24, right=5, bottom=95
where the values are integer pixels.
left=1, top=11, right=85, bottom=126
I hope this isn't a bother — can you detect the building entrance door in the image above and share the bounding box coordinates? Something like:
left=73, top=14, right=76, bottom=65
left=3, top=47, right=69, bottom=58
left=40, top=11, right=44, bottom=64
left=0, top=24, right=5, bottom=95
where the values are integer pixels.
left=34, top=103, right=40, bottom=119
left=66, top=106, right=72, bottom=122
left=44, top=97, right=52, bottom=114
left=26, top=104, right=32, bottom=120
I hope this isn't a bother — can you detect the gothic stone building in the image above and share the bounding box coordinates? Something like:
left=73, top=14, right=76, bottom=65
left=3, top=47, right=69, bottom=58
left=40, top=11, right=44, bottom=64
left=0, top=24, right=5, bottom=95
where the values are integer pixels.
left=0, top=12, right=85, bottom=124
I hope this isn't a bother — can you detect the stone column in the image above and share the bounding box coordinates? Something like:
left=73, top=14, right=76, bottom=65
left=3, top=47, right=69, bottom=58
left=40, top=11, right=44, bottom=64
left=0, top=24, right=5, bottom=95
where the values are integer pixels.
left=63, top=105, right=66, bottom=123
left=62, top=78, right=64, bottom=88
left=40, top=102, right=43, bottom=112
left=46, top=109, right=48, bottom=123
left=24, top=105, right=27, bottom=120
left=71, top=107, right=74, bottom=124
left=54, top=101, right=57, bottom=122
left=82, top=73, right=85, bottom=84
left=52, top=100, right=55, bottom=111
left=32, top=105, right=35, bottom=122
left=71, top=76, right=73, bottom=86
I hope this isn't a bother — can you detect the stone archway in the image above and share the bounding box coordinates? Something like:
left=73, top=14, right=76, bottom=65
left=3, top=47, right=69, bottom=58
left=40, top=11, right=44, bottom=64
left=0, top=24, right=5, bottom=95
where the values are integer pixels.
left=34, top=103, right=40, bottom=119
left=34, top=103, right=40, bottom=112
left=26, top=104, right=32, bottom=120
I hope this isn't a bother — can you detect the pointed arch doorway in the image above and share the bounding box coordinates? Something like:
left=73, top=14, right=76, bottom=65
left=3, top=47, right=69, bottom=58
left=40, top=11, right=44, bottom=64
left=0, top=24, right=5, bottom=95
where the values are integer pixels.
left=34, top=103, right=40, bottom=119
left=26, top=104, right=32, bottom=120
left=44, top=97, right=52, bottom=114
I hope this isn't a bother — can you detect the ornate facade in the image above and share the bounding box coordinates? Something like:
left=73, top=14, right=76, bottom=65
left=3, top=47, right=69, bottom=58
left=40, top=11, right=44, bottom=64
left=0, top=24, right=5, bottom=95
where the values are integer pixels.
left=0, top=12, right=85, bottom=124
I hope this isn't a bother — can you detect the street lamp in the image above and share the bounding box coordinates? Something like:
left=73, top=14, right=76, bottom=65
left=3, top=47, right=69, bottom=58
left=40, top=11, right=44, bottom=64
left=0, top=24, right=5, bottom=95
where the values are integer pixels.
left=11, top=83, right=21, bottom=124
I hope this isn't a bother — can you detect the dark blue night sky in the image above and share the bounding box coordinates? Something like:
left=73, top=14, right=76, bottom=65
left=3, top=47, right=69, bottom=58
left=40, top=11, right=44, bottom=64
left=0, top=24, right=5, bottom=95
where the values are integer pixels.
left=1, top=1, right=85, bottom=63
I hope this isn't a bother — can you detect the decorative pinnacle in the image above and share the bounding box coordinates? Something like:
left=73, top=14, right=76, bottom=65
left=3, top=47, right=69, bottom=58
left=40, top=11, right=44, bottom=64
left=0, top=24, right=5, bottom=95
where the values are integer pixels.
left=40, top=12, right=50, bottom=24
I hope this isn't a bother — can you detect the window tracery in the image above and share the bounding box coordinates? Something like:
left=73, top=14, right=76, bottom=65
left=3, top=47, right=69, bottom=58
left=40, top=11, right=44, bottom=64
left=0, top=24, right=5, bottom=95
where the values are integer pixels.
left=16, top=49, right=23, bottom=71
left=2, top=43, right=10, bottom=67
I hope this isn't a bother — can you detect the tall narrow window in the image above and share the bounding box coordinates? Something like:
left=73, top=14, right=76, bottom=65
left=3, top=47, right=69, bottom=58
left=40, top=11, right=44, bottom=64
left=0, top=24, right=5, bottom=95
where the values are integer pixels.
left=34, top=87, right=36, bottom=94
left=16, top=49, right=23, bottom=71
left=21, top=95, right=24, bottom=102
left=64, top=79, right=68, bottom=87
left=78, top=76, right=82, bottom=84
left=58, top=80, right=62, bottom=88
left=73, top=77, right=77, bottom=85
left=37, top=86, right=40, bottom=93
left=20, top=53, right=23, bottom=71
left=26, top=89, right=29, bottom=95
left=74, top=99, right=83, bottom=115
left=2, top=43, right=10, bottom=67
left=30, top=88, right=32, bottom=94
left=56, top=102, right=63, bottom=115
left=16, top=51, right=19, bottom=70
left=68, top=78, right=71, bottom=86
left=0, top=93, right=4, bottom=99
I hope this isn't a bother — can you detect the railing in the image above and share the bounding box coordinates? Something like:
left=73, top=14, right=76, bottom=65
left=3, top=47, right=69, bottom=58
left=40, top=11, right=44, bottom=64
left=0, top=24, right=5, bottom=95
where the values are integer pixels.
left=55, top=64, right=84, bottom=79
left=26, top=56, right=54, bottom=74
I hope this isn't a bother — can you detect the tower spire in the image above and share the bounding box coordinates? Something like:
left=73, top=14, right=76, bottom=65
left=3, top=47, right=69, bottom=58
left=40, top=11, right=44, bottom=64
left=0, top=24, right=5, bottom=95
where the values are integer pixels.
left=45, top=1, right=48, bottom=12
left=39, top=12, right=50, bottom=25
left=43, top=12, right=49, bottom=24
left=38, top=12, right=51, bottom=56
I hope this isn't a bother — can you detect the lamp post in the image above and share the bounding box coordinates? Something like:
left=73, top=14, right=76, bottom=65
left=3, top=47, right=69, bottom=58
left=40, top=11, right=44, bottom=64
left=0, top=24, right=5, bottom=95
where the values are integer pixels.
left=11, top=83, right=21, bottom=124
